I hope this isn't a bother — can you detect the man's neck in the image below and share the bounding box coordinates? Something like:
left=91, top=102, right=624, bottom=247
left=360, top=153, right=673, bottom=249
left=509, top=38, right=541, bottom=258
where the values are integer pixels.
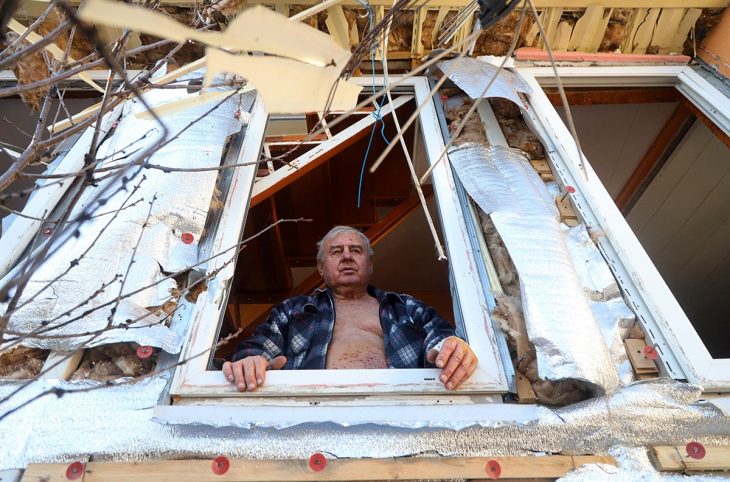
left=331, top=285, right=370, bottom=301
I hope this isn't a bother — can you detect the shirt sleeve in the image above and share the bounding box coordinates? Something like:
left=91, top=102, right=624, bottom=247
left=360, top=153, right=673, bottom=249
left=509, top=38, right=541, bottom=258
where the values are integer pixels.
left=408, top=298, right=460, bottom=367
left=231, top=302, right=289, bottom=362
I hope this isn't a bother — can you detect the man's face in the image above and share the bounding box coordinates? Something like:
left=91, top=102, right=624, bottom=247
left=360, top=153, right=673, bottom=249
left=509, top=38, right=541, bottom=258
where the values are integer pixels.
left=318, top=231, right=373, bottom=291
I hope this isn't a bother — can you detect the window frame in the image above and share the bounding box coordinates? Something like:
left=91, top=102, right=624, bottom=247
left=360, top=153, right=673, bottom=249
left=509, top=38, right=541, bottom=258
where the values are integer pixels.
left=515, top=63, right=730, bottom=392
left=170, top=76, right=509, bottom=398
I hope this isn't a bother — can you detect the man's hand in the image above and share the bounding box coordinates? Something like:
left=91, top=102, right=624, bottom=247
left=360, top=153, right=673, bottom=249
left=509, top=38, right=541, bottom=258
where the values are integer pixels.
left=222, top=355, right=287, bottom=392
left=426, top=337, right=478, bottom=390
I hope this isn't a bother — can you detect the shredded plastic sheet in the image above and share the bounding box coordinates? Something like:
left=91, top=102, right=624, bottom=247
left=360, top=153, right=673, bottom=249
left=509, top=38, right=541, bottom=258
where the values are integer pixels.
left=1, top=377, right=729, bottom=472
left=0, top=80, right=252, bottom=354
left=448, top=143, right=619, bottom=393
left=438, top=57, right=531, bottom=107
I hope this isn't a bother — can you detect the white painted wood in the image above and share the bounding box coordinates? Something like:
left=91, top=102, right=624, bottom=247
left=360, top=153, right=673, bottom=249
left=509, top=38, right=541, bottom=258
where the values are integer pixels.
left=325, top=4, right=351, bottom=50
left=517, top=67, right=730, bottom=391
left=553, top=21, right=574, bottom=50
left=0, top=105, right=123, bottom=279
left=523, top=65, right=685, bottom=87
left=568, top=5, right=611, bottom=52
left=156, top=0, right=730, bottom=8
left=411, top=7, right=427, bottom=58
left=172, top=77, right=509, bottom=398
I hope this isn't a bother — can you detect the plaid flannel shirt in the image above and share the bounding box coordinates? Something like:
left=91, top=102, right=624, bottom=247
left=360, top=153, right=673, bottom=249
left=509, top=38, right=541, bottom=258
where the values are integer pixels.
left=232, top=286, right=457, bottom=369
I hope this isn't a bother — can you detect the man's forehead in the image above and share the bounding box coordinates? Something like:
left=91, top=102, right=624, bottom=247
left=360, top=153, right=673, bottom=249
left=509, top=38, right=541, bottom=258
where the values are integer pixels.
left=326, top=233, right=364, bottom=248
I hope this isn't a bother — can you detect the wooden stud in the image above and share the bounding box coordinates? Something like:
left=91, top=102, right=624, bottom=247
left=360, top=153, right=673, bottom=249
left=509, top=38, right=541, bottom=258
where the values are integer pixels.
left=542, top=7, right=564, bottom=48
left=274, top=3, right=290, bottom=16
left=325, top=4, right=350, bottom=49
left=556, top=197, right=577, bottom=220
left=623, top=338, right=660, bottom=374
left=651, top=8, right=687, bottom=54
left=21, top=455, right=617, bottom=481
left=651, top=445, right=730, bottom=472
left=530, top=159, right=553, bottom=174
left=631, top=8, right=660, bottom=54
left=411, top=7, right=427, bottom=59
left=670, top=8, right=702, bottom=54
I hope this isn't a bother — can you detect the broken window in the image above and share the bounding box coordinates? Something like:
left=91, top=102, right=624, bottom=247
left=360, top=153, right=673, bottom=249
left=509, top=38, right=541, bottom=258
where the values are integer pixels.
left=170, top=77, right=509, bottom=398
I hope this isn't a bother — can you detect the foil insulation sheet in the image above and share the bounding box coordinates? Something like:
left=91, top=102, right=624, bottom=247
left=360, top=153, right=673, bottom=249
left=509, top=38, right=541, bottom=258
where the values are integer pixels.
left=449, top=143, right=619, bottom=393
left=1, top=84, right=253, bottom=354
left=562, top=224, right=637, bottom=386
left=1, top=376, right=729, bottom=472
left=438, top=57, right=531, bottom=107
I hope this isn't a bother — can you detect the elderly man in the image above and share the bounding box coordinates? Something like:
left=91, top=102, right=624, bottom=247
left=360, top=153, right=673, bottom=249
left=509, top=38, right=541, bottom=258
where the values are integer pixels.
left=222, top=226, right=478, bottom=391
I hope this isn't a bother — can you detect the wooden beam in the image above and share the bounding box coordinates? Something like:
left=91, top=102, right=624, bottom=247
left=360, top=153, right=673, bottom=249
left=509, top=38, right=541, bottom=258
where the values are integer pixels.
left=251, top=95, right=413, bottom=208
left=651, top=8, right=687, bottom=54
left=568, top=5, right=611, bottom=52
left=651, top=445, right=730, bottom=472
left=681, top=98, right=730, bottom=149
left=325, top=4, right=350, bottom=50
left=21, top=454, right=617, bottom=481
left=411, top=7, right=427, bottom=59
left=614, top=102, right=693, bottom=212
left=544, top=87, right=680, bottom=105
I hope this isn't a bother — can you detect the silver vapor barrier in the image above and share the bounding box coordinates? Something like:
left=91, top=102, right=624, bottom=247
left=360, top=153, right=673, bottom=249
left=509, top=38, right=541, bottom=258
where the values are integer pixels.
left=438, top=57, right=532, bottom=107
left=1, top=376, right=729, bottom=473
left=0, top=77, right=253, bottom=354
left=448, top=143, right=620, bottom=393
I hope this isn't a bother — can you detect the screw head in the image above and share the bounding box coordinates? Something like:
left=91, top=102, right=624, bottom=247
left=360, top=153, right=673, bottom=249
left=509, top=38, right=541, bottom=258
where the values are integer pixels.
left=181, top=232, right=195, bottom=244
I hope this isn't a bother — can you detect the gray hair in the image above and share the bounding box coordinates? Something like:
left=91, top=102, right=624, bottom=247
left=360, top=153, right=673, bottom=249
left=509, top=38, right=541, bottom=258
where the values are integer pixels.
left=316, top=226, right=374, bottom=266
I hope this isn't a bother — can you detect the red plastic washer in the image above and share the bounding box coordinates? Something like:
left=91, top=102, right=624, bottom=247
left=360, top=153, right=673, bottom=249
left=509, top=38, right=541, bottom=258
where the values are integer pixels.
left=642, top=345, right=658, bottom=360
left=309, top=453, right=327, bottom=472
left=212, top=456, right=230, bottom=475
left=136, top=346, right=154, bottom=359
left=42, top=227, right=53, bottom=236
left=181, top=232, right=195, bottom=244
left=566, top=185, right=576, bottom=194
left=686, top=442, right=706, bottom=460
left=485, top=460, right=501, bottom=479
left=66, top=461, right=85, bottom=480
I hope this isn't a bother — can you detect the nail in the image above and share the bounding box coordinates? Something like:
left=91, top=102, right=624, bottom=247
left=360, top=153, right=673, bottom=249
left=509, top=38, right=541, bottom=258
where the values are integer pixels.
left=257, top=378, right=263, bottom=385
left=440, top=374, right=447, bottom=382
left=237, top=383, right=244, bottom=391
left=228, top=376, right=234, bottom=382
left=248, top=383, right=256, bottom=390
left=437, top=360, right=444, bottom=368
left=559, top=185, right=576, bottom=202
left=447, top=382, right=454, bottom=389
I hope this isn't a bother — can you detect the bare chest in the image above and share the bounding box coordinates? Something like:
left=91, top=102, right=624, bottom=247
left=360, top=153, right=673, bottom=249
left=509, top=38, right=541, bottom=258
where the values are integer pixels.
left=326, top=296, right=386, bottom=369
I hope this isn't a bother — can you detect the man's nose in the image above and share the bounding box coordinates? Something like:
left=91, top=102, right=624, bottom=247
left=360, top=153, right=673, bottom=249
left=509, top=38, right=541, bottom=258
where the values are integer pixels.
left=341, top=248, right=353, bottom=260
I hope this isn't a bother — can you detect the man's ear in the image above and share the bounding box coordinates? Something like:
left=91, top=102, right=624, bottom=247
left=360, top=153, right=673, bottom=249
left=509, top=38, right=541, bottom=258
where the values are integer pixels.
left=317, top=262, right=323, bottom=276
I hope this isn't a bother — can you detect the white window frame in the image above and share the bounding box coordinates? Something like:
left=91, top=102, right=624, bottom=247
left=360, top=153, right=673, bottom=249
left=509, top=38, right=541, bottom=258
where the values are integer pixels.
left=170, top=76, right=508, bottom=398
left=515, top=63, right=730, bottom=392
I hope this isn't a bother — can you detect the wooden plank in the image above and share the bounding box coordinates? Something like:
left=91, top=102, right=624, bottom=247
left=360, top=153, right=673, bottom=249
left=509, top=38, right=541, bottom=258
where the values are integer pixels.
left=652, top=445, right=730, bottom=472
left=624, top=338, right=660, bottom=373
left=515, top=372, right=537, bottom=404
left=631, top=8, right=660, bottom=54
left=556, top=197, right=578, bottom=219
left=250, top=95, right=412, bottom=207
left=622, top=8, right=648, bottom=53
left=146, top=0, right=730, bottom=8
left=40, top=350, right=84, bottom=380
left=22, top=455, right=617, bottom=481
left=530, top=159, right=553, bottom=174
left=553, top=21, right=573, bottom=51
left=325, top=4, right=350, bottom=49
left=670, top=8, right=702, bottom=54
left=651, top=8, right=686, bottom=54
left=614, top=102, right=693, bottom=212
left=568, top=5, right=609, bottom=52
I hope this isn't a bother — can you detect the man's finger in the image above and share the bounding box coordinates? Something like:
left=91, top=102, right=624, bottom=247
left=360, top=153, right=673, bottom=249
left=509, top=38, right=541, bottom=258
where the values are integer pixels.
left=254, top=357, right=268, bottom=386
left=435, top=337, right=458, bottom=368
left=268, top=355, right=287, bottom=370
left=440, top=343, right=465, bottom=387
left=232, top=360, right=246, bottom=392
left=445, top=352, right=474, bottom=389
left=242, top=357, right=259, bottom=391
left=222, top=361, right=234, bottom=383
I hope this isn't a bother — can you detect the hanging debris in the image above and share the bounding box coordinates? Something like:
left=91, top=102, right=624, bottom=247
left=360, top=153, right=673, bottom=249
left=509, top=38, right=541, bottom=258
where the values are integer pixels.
left=598, top=9, right=630, bottom=52
left=0, top=347, right=49, bottom=379
left=4, top=32, right=50, bottom=110
left=472, top=10, right=535, bottom=56
left=488, top=98, right=545, bottom=160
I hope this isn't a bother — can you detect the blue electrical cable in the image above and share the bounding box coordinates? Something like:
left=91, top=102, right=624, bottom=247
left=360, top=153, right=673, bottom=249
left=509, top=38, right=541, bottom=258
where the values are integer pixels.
left=356, top=0, right=391, bottom=208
